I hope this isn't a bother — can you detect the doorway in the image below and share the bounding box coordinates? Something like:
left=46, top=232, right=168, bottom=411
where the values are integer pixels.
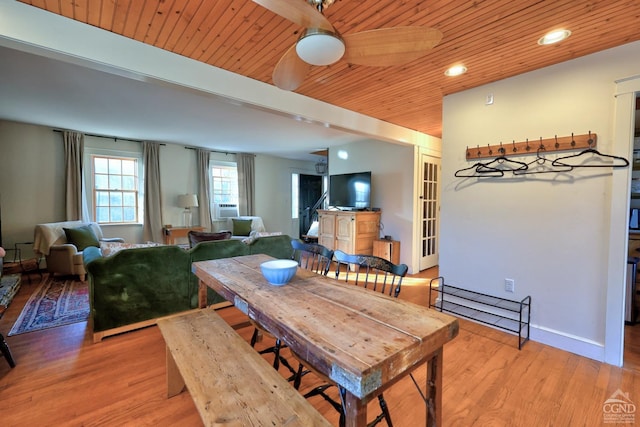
left=624, top=94, right=640, bottom=367
left=418, top=153, right=441, bottom=270
left=298, top=174, right=324, bottom=239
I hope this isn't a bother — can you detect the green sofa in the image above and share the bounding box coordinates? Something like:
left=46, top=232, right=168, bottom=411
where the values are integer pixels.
left=83, top=234, right=294, bottom=342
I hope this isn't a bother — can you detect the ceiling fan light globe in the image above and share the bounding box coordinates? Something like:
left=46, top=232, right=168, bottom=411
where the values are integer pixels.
left=296, top=29, right=345, bottom=66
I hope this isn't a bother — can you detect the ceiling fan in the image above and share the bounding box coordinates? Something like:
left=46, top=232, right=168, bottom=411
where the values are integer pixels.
left=252, top=0, right=443, bottom=91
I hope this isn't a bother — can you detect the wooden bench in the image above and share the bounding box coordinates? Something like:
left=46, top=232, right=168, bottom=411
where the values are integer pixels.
left=157, top=308, right=331, bottom=427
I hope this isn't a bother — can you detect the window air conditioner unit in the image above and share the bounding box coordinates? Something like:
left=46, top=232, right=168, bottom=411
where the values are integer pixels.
left=215, top=203, right=239, bottom=218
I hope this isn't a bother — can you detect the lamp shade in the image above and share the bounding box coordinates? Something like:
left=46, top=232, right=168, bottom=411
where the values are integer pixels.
left=296, top=28, right=345, bottom=66
left=177, top=194, right=199, bottom=208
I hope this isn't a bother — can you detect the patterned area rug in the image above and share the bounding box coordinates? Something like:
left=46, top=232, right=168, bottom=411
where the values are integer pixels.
left=8, top=276, right=89, bottom=336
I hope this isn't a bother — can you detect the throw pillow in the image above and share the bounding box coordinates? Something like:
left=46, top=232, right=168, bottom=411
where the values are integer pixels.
left=232, top=219, right=253, bottom=236
left=187, top=230, right=232, bottom=248
left=63, top=225, right=100, bottom=251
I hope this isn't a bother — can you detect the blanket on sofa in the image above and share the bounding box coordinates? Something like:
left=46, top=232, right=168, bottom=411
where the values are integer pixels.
left=34, top=220, right=86, bottom=255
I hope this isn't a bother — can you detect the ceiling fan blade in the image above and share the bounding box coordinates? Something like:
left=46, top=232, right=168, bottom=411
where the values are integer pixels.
left=343, top=27, right=443, bottom=67
left=252, top=0, right=334, bottom=32
left=273, top=44, right=312, bottom=91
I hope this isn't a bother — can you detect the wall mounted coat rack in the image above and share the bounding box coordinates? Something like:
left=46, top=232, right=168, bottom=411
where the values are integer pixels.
left=466, top=133, right=597, bottom=160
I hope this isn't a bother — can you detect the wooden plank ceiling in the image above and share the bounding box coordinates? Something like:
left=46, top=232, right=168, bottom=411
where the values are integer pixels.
left=18, top=0, right=640, bottom=138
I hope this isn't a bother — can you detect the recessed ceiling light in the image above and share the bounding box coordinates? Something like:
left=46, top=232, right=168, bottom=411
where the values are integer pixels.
left=538, top=29, right=571, bottom=45
left=444, top=65, right=467, bottom=77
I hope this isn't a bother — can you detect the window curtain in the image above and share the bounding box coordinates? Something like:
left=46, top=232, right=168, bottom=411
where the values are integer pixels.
left=142, top=142, right=164, bottom=243
left=236, top=153, right=255, bottom=216
left=197, top=149, right=213, bottom=231
left=63, top=131, right=87, bottom=221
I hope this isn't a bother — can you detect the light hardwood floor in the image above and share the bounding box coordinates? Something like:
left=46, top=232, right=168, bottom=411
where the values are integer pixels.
left=1, top=269, right=640, bottom=426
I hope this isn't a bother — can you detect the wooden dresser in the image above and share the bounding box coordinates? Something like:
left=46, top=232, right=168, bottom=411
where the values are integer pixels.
left=317, top=210, right=381, bottom=255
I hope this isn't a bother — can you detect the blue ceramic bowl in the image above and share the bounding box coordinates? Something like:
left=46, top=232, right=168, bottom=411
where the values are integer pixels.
left=260, top=259, right=298, bottom=286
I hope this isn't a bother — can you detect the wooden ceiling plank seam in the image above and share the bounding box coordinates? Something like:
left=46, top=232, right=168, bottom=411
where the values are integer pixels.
left=359, top=21, right=632, bottom=109
left=141, top=0, right=180, bottom=46
left=189, top=0, right=257, bottom=64
left=150, top=0, right=186, bottom=48
left=170, top=0, right=217, bottom=55
left=233, top=22, right=301, bottom=78
left=436, top=0, right=637, bottom=48
left=213, top=8, right=306, bottom=75
left=343, top=0, right=463, bottom=33
left=99, top=0, right=117, bottom=31
left=43, top=0, right=60, bottom=14
left=208, top=7, right=302, bottom=76
left=437, top=18, right=640, bottom=84
left=42, top=0, right=60, bottom=13
left=321, top=0, right=377, bottom=34
left=178, top=1, right=233, bottom=58
left=411, top=0, right=488, bottom=32
left=110, top=0, right=133, bottom=35
left=85, top=0, right=101, bottom=27
left=212, top=10, right=289, bottom=74
left=160, top=0, right=204, bottom=51
left=328, top=0, right=445, bottom=35
left=179, top=0, right=234, bottom=56
left=121, top=0, right=147, bottom=39
left=402, top=3, right=638, bottom=77
left=320, top=74, right=442, bottom=118
left=132, top=1, right=163, bottom=41
left=70, top=0, right=88, bottom=23
left=304, top=64, right=420, bottom=102
left=21, top=1, right=39, bottom=8
left=431, top=0, right=578, bottom=48
left=59, top=0, right=74, bottom=18
left=424, top=0, right=524, bottom=33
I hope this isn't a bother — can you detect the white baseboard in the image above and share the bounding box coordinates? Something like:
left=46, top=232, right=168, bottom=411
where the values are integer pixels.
left=530, top=324, right=605, bottom=362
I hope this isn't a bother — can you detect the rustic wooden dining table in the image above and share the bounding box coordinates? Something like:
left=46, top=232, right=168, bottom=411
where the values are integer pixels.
left=194, top=254, right=459, bottom=427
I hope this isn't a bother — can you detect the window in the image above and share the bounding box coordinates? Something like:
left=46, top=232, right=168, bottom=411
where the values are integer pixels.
left=211, top=163, right=239, bottom=205
left=93, top=155, right=139, bottom=224
left=292, top=173, right=299, bottom=219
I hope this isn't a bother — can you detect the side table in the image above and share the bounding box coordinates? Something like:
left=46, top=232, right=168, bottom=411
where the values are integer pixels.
left=3, top=242, right=42, bottom=283
left=373, top=239, right=401, bottom=265
left=163, top=226, right=206, bottom=245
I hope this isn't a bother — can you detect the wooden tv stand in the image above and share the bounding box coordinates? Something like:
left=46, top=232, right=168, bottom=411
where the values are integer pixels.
left=317, top=210, right=381, bottom=255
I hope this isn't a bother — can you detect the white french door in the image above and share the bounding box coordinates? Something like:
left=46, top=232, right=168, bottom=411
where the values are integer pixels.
left=419, top=154, right=440, bottom=270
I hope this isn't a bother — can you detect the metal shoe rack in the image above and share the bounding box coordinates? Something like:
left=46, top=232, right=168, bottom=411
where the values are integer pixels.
left=429, top=276, right=531, bottom=349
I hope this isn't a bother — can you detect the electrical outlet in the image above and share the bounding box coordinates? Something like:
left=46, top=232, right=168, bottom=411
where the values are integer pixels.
left=505, top=278, right=515, bottom=293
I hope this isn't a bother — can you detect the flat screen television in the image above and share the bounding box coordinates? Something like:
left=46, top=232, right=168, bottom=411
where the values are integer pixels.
left=329, top=171, right=372, bottom=210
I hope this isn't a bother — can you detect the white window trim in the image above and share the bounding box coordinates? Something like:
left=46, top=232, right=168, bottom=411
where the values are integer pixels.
left=85, top=147, right=144, bottom=225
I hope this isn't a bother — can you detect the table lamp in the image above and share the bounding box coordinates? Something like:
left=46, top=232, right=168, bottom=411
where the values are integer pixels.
left=177, top=194, right=199, bottom=227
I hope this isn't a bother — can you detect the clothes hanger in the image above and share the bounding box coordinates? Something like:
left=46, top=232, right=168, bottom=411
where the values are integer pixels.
left=454, top=162, right=504, bottom=177
left=475, top=155, right=529, bottom=174
left=514, top=143, right=573, bottom=175
left=551, top=132, right=629, bottom=169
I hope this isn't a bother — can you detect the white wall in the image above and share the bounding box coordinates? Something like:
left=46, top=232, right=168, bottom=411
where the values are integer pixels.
left=254, top=155, right=319, bottom=237
left=440, top=40, right=640, bottom=362
left=328, top=139, right=418, bottom=270
left=0, top=121, right=64, bottom=259
left=0, top=119, right=317, bottom=250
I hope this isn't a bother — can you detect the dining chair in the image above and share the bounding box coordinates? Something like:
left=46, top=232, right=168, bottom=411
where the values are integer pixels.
left=293, top=249, right=409, bottom=427
left=249, top=240, right=334, bottom=378
left=290, top=239, right=334, bottom=275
